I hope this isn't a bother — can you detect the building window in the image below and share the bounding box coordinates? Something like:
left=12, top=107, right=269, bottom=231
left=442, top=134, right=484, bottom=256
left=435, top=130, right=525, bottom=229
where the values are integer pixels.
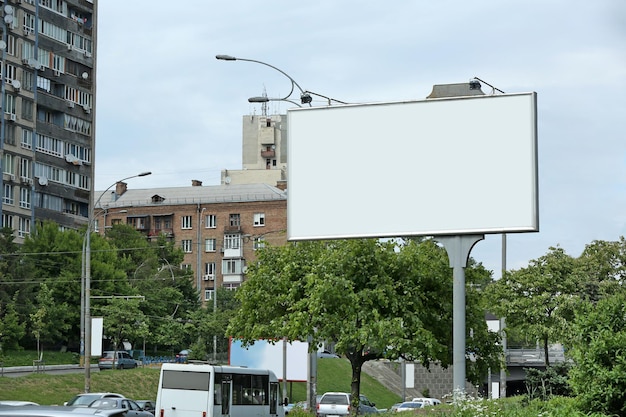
left=21, top=99, right=33, bottom=121
left=21, top=129, right=33, bottom=149
left=253, top=212, right=265, bottom=227
left=204, top=290, right=214, bottom=301
left=3, top=184, right=13, bottom=205
left=4, top=94, right=16, bottom=115
left=222, top=259, right=242, bottom=275
left=21, top=71, right=34, bottom=92
left=229, top=213, right=240, bottom=227
left=181, top=239, right=192, bottom=253
left=5, top=124, right=15, bottom=145
left=19, top=158, right=30, bottom=179
left=205, top=214, right=216, bottom=228
left=253, top=237, right=266, bottom=250
left=205, top=262, right=216, bottom=276
left=224, top=234, right=240, bottom=250
left=224, top=283, right=240, bottom=290
left=2, top=213, right=13, bottom=228
left=19, top=188, right=30, bottom=209
left=205, top=238, right=216, bottom=252
left=180, top=264, right=192, bottom=271
left=181, top=215, right=192, bottom=229
left=18, top=217, right=30, bottom=237
left=6, top=35, right=15, bottom=56
left=3, top=153, right=14, bottom=175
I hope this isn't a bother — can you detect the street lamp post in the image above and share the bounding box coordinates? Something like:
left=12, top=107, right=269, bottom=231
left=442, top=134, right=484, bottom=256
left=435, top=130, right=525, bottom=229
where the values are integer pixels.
left=215, top=54, right=312, bottom=105
left=83, top=171, right=151, bottom=393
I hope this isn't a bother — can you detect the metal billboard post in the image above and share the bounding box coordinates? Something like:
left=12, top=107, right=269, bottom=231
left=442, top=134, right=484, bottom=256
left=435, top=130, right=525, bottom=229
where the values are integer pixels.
left=438, top=234, right=484, bottom=397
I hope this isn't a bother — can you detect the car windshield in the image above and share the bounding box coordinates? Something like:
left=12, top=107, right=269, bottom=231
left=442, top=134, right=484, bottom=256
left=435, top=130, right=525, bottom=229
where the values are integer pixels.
left=90, top=399, right=118, bottom=409
left=68, top=394, right=102, bottom=406
left=321, top=395, right=349, bottom=405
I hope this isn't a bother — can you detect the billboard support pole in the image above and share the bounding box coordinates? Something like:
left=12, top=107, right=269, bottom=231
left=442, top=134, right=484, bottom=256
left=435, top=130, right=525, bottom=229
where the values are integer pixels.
left=438, top=234, right=484, bottom=398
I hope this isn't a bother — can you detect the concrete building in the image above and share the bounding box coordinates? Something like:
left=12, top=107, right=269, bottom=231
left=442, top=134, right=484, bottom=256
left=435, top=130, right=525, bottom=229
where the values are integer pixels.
left=95, top=181, right=287, bottom=304
left=0, top=0, right=96, bottom=241
left=221, top=113, right=287, bottom=188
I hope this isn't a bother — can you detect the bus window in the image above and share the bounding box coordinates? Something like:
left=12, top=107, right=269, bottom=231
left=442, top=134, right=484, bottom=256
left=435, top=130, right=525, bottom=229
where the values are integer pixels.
left=270, top=382, right=279, bottom=415
left=221, top=381, right=231, bottom=416
left=251, top=375, right=268, bottom=405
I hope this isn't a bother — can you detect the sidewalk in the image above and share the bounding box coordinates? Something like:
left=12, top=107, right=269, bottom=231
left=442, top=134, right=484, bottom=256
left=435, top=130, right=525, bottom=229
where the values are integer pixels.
left=0, top=363, right=93, bottom=376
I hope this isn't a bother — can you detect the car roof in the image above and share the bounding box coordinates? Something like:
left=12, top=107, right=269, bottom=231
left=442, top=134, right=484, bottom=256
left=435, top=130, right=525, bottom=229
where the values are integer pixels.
left=0, top=405, right=126, bottom=417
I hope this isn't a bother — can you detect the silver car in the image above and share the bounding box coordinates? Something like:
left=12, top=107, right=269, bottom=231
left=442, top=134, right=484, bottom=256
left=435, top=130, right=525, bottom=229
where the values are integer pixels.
left=89, top=398, right=153, bottom=417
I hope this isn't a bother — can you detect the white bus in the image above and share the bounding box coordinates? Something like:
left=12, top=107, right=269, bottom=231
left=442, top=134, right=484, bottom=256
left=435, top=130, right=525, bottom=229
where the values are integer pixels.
left=155, top=363, right=284, bottom=417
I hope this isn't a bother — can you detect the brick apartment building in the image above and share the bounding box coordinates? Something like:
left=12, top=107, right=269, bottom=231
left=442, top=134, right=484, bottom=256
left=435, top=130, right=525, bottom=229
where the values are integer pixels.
left=95, top=180, right=287, bottom=305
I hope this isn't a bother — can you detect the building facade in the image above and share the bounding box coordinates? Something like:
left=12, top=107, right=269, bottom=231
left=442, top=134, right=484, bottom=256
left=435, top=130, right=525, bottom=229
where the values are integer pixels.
left=221, top=114, right=287, bottom=188
left=0, top=0, right=96, bottom=241
left=95, top=182, right=288, bottom=304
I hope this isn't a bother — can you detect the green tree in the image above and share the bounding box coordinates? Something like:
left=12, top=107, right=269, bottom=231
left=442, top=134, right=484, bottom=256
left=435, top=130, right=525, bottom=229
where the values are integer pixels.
left=98, top=298, right=149, bottom=354
left=573, top=237, right=626, bottom=303
left=484, top=246, right=577, bottom=365
left=228, top=239, right=500, bottom=413
left=189, top=288, right=239, bottom=361
left=29, top=283, right=71, bottom=357
left=568, top=289, right=626, bottom=415
left=0, top=295, right=25, bottom=351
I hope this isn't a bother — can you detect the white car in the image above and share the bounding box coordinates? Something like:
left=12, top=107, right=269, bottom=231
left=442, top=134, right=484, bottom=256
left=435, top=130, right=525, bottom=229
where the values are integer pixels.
left=394, top=402, right=423, bottom=412
left=65, top=393, right=125, bottom=407
left=411, top=397, right=441, bottom=406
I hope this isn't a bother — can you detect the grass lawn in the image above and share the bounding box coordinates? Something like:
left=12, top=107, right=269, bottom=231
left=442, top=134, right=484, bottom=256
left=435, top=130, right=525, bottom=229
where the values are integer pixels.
left=0, top=353, right=399, bottom=409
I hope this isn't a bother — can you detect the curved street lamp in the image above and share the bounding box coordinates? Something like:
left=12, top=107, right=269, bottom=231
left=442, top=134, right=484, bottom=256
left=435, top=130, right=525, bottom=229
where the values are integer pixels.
left=216, top=54, right=348, bottom=107
left=83, top=171, right=151, bottom=392
left=216, top=54, right=313, bottom=106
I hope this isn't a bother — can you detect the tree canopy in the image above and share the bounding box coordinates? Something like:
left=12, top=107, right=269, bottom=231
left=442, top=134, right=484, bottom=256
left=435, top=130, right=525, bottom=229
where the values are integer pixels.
left=228, top=238, right=501, bottom=410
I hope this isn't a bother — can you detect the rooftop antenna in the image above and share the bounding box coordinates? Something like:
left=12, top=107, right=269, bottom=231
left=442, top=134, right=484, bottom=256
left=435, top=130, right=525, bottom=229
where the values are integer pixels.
left=261, top=85, right=268, bottom=116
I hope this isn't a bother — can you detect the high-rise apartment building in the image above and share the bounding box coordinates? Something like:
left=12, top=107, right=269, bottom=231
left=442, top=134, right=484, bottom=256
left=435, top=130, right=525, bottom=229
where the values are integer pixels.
left=0, top=0, right=95, bottom=241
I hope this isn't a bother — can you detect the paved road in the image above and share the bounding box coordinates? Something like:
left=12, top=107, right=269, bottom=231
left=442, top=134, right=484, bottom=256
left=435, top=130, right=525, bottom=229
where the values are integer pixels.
left=0, top=364, right=100, bottom=378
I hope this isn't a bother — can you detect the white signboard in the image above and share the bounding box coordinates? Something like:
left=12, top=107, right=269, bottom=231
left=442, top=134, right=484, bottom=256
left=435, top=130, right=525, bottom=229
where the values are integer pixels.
left=287, top=92, right=538, bottom=240
left=229, top=339, right=309, bottom=382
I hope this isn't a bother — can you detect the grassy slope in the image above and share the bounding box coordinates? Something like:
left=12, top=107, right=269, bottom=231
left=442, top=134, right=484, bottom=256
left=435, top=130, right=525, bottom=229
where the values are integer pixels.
left=0, top=358, right=401, bottom=409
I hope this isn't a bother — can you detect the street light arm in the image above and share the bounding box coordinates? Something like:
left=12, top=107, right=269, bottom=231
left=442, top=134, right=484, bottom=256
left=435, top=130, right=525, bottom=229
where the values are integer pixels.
left=216, top=54, right=311, bottom=105
left=304, top=90, right=348, bottom=105
left=92, top=171, right=152, bottom=214
left=248, top=96, right=302, bottom=108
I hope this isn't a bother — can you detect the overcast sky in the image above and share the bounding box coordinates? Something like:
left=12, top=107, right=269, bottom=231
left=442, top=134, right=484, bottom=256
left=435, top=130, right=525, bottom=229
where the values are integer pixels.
left=95, top=1, right=626, bottom=278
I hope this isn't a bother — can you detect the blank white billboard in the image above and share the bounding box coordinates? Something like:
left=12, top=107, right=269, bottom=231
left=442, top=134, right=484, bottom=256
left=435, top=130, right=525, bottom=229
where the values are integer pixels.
left=229, top=339, right=309, bottom=382
left=287, top=92, right=538, bottom=240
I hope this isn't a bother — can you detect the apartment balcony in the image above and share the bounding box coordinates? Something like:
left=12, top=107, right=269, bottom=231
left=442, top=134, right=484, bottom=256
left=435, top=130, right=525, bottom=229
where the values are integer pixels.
left=261, top=149, right=275, bottom=158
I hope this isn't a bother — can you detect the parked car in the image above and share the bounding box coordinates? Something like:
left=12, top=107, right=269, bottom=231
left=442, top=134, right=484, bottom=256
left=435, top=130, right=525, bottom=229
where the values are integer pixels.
left=134, top=401, right=155, bottom=414
left=0, top=405, right=136, bottom=417
left=317, top=350, right=340, bottom=358
left=98, top=351, right=138, bottom=370
left=0, top=401, right=39, bottom=406
left=316, top=392, right=377, bottom=417
left=411, top=397, right=441, bottom=406
left=88, top=398, right=153, bottom=417
left=65, top=393, right=125, bottom=407
left=389, top=403, right=403, bottom=412
left=394, top=402, right=423, bottom=412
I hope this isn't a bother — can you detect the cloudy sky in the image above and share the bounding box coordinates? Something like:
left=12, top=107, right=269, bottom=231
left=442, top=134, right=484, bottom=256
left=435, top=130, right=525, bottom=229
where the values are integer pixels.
left=95, top=1, right=626, bottom=277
